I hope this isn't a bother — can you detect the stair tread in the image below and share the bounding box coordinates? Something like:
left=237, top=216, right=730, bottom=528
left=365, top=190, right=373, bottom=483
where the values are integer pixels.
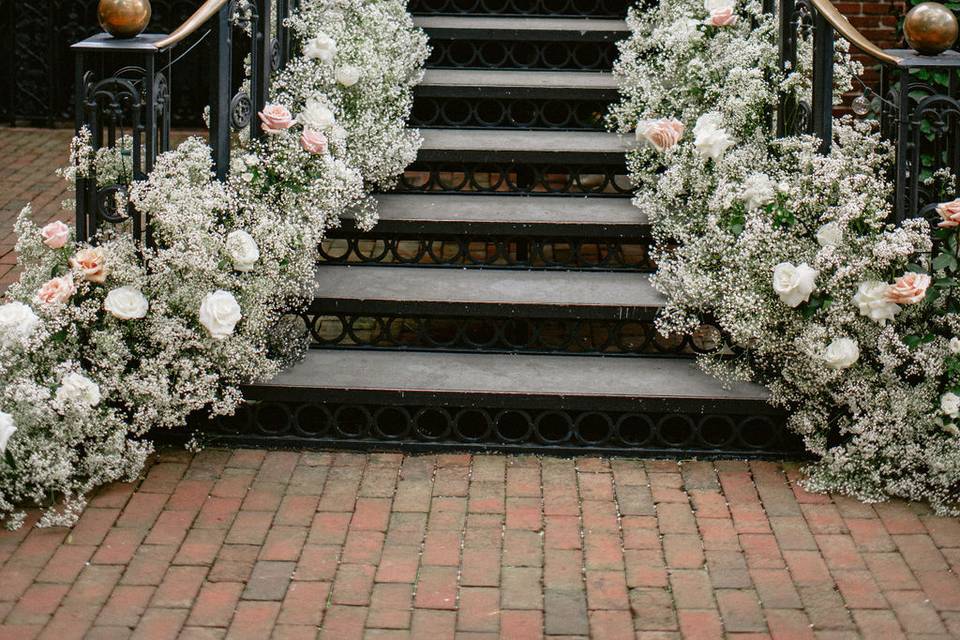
left=420, top=69, right=618, bottom=90
left=255, top=350, right=768, bottom=402
left=419, top=128, right=633, bottom=154
left=314, top=265, right=661, bottom=308
left=373, top=194, right=645, bottom=227
left=414, top=16, right=628, bottom=32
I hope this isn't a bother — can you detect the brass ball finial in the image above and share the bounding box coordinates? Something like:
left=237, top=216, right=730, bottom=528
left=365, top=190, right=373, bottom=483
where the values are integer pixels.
left=98, top=0, right=152, bottom=39
left=904, top=2, right=959, bottom=56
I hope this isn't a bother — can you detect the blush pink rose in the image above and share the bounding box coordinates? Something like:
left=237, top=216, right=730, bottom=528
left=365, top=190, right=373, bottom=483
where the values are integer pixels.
left=70, top=247, right=108, bottom=284
left=886, top=272, right=931, bottom=305
left=301, top=129, right=328, bottom=154
left=636, top=118, right=685, bottom=152
left=937, top=198, right=960, bottom=228
left=40, top=221, right=70, bottom=249
left=37, top=275, right=75, bottom=305
left=258, top=104, right=294, bottom=135
left=707, top=7, right=738, bottom=26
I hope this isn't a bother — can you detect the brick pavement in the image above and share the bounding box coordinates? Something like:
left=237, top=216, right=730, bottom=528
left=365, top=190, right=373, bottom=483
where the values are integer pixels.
left=0, top=450, right=958, bottom=639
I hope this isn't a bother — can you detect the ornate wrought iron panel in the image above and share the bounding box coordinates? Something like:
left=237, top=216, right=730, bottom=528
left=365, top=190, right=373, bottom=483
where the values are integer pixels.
left=319, top=235, right=654, bottom=270
left=412, top=96, right=609, bottom=129
left=398, top=163, right=632, bottom=195
left=410, top=0, right=630, bottom=18
left=8, top=0, right=213, bottom=125
left=299, top=313, right=724, bottom=356
left=188, top=400, right=804, bottom=459
left=426, top=39, right=619, bottom=70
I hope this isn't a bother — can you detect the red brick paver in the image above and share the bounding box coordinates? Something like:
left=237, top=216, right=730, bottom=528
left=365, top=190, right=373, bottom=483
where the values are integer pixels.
left=0, top=451, right=955, bottom=639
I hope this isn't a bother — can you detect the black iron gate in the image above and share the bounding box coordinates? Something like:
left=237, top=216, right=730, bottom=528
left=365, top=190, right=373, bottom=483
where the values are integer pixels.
left=3, top=0, right=210, bottom=126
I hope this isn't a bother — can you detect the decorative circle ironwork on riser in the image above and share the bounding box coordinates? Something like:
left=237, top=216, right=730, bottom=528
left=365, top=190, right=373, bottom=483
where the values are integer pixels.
left=318, top=236, right=654, bottom=270
left=412, top=96, right=610, bottom=130
left=410, top=0, right=630, bottom=17
left=300, top=313, right=724, bottom=356
left=188, top=401, right=805, bottom=460
left=399, top=163, right=632, bottom=195
left=426, top=40, right=618, bottom=70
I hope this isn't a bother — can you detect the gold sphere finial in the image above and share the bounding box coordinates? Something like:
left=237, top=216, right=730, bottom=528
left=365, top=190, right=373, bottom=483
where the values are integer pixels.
left=904, top=2, right=959, bottom=56
left=98, top=0, right=152, bottom=39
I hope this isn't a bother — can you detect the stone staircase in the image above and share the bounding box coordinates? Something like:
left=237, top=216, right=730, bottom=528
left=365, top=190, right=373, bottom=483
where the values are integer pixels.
left=205, top=0, right=804, bottom=458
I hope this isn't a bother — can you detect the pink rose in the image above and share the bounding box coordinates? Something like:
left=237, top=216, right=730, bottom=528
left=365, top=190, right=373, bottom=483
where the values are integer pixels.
left=258, top=104, right=294, bottom=135
left=301, top=129, right=328, bottom=154
left=886, top=272, right=931, bottom=305
left=707, top=7, right=738, bottom=26
left=41, top=221, right=70, bottom=249
left=937, top=198, right=960, bottom=228
left=37, top=275, right=75, bottom=305
left=636, top=118, right=685, bottom=152
left=70, top=247, right=108, bottom=284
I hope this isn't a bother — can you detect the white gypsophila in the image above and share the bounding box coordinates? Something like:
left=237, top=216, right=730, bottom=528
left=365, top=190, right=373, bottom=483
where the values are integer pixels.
left=103, top=286, right=149, bottom=320
left=772, top=262, right=817, bottom=308
left=199, top=290, right=242, bottom=340
left=303, top=32, right=337, bottom=62
left=853, top=281, right=901, bottom=325
left=816, top=221, right=843, bottom=247
left=822, top=337, right=859, bottom=370
left=225, top=230, right=260, bottom=272
left=0, top=0, right=428, bottom=528
left=950, top=337, right=960, bottom=354
left=941, top=392, right=960, bottom=419
left=56, top=372, right=102, bottom=408
left=613, top=0, right=960, bottom=514
left=0, top=301, right=39, bottom=345
left=693, top=112, right=735, bottom=161
left=741, top=173, right=776, bottom=211
left=705, top=0, right=735, bottom=10
left=0, top=412, right=15, bottom=455
left=298, top=98, right=337, bottom=131
left=335, top=65, right=361, bottom=87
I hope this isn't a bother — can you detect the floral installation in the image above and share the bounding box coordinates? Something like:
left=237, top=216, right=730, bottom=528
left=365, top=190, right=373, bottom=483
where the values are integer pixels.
left=611, top=0, right=960, bottom=512
left=0, top=0, right=428, bottom=527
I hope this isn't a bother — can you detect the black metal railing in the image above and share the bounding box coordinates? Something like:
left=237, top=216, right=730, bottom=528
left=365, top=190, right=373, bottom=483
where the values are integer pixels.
left=777, top=0, right=960, bottom=223
left=71, top=0, right=301, bottom=244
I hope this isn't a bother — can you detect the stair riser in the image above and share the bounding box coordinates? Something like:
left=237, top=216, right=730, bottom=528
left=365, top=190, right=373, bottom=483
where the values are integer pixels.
left=427, top=38, right=620, bottom=71
left=399, top=162, right=631, bottom=195
left=412, top=95, right=612, bottom=130
left=319, top=236, right=654, bottom=270
left=411, top=0, right=629, bottom=18
left=299, top=312, right=722, bottom=357
left=192, top=396, right=804, bottom=459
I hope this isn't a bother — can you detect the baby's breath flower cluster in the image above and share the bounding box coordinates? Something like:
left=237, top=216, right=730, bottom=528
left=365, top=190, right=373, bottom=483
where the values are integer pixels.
left=0, top=0, right=427, bottom=528
left=613, top=0, right=960, bottom=513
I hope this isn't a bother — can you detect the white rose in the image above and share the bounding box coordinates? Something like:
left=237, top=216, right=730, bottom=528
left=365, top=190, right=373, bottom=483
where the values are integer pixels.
left=853, top=281, right=901, bottom=325
left=335, top=65, right=361, bottom=87
left=104, top=286, right=149, bottom=320
left=741, top=173, right=776, bottom=211
left=0, top=411, right=16, bottom=455
left=693, top=112, right=735, bottom=161
left=705, top=0, right=735, bottom=9
left=816, top=222, right=843, bottom=247
left=299, top=99, right=336, bottom=131
left=199, top=290, right=242, bottom=340
left=0, top=302, right=39, bottom=345
left=822, top=337, right=859, bottom=370
left=56, top=372, right=101, bottom=408
left=950, top=337, right=960, bottom=354
left=304, top=33, right=337, bottom=62
left=772, top=262, right=817, bottom=308
left=226, top=230, right=260, bottom=273
left=941, top=392, right=960, bottom=419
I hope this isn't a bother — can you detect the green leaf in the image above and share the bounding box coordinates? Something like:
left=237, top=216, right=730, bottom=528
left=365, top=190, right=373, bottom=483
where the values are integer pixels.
left=933, top=252, right=957, bottom=272
left=907, top=263, right=927, bottom=273
left=4, top=450, right=15, bottom=469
